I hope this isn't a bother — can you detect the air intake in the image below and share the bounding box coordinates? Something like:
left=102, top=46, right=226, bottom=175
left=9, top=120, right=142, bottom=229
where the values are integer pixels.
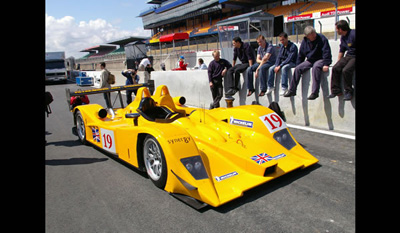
left=264, top=164, right=277, bottom=176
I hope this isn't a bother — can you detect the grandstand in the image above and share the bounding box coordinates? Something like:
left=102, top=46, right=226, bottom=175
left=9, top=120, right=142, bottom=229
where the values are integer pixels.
left=75, top=0, right=355, bottom=72
left=142, top=0, right=354, bottom=46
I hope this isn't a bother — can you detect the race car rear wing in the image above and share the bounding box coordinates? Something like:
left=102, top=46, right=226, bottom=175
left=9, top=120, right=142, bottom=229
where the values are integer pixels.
left=65, top=80, right=155, bottom=110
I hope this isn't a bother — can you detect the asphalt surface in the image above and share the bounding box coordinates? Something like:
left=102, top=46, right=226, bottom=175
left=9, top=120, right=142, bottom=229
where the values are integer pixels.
left=45, top=82, right=355, bottom=233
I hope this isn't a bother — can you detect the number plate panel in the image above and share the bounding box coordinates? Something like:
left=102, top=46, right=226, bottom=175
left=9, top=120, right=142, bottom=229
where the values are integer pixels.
left=259, top=113, right=287, bottom=133
left=100, top=128, right=116, bottom=153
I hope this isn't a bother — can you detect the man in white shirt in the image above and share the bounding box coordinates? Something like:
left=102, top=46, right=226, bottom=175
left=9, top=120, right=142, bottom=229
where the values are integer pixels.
left=138, top=57, right=152, bottom=82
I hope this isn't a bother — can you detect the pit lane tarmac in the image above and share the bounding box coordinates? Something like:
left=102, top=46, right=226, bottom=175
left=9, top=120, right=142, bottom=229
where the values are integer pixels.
left=46, top=83, right=355, bottom=233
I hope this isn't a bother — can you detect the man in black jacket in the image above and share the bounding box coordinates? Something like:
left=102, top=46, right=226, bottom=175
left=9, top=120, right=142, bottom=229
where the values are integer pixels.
left=284, top=26, right=332, bottom=100
left=327, top=20, right=356, bottom=101
left=225, top=37, right=255, bottom=96
left=208, top=50, right=232, bottom=108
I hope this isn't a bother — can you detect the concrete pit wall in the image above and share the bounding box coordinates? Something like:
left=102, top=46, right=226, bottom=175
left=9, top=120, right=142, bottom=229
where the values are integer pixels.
left=151, top=68, right=355, bottom=134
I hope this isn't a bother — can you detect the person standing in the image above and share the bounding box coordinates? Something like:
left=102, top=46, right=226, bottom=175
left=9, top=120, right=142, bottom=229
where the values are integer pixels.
left=138, top=57, right=152, bottom=82
left=268, top=32, right=298, bottom=96
left=208, top=50, right=232, bottom=109
left=99, top=62, right=111, bottom=108
left=247, top=35, right=277, bottom=96
left=327, top=20, right=356, bottom=101
left=121, top=69, right=140, bottom=104
left=284, top=26, right=332, bottom=100
left=225, top=37, right=255, bottom=96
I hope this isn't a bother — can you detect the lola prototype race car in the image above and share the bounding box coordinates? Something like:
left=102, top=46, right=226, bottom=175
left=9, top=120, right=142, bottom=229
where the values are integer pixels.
left=66, top=84, right=318, bottom=209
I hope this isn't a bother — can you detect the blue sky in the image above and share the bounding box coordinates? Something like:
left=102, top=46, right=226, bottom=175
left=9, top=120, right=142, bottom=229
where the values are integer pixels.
left=46, top=0, right=150, bottom=32
left=46, top=0, right=152, bottom=58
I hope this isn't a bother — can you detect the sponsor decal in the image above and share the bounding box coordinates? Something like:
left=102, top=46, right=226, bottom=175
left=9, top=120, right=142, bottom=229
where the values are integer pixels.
left=215, top=171, right=239, bottom=182
left=229, top=117, right=253, bottom=128
left=251, top=152, right=286, bottom=165
left=168, top=136, right=191, bottom=144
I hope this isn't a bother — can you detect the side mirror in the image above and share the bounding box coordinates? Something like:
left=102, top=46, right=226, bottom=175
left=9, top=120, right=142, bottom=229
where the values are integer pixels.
left=125, top=113, right=140, bottom=126
left=173, top=96, right=186, bottom=106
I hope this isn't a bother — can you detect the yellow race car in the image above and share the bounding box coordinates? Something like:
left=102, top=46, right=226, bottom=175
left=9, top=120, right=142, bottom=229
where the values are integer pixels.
left=67, top=84, right=318, bottom=209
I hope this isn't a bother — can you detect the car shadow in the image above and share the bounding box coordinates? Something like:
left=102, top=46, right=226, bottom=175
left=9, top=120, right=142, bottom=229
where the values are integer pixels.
left=90, top=144, right=149, bottom=179
left=211, top=163, right=321, bottom=213
left=45, top=139, right=82, bottom=147
left=45, top=157, right=108, bottom=166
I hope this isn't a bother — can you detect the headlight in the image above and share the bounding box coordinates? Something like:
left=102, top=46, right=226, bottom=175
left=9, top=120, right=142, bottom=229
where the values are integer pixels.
left=273, top=128, right=296, bottom=150
left=181, top=156, right=208, bottom=180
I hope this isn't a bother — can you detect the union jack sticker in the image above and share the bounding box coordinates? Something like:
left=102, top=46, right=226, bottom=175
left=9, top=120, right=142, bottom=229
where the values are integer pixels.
left=91, top=127, right=100, bottom=142
left=251, top=153, right=286, bottom=165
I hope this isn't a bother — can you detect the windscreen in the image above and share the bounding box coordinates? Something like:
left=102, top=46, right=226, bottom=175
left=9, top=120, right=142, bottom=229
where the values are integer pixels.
left=46, top=60, right=65, bottom=69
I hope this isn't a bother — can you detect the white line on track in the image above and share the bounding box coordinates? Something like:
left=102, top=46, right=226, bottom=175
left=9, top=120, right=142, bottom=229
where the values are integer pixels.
left=286, top=124, right=355, bottom=140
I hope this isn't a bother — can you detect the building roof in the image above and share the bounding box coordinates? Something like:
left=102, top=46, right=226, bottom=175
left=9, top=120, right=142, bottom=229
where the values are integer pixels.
left=80, top=45, right=116, bottom=53
left=106, top=36, right=149, bottom=46
left=217, top=10, right=275, bottom=26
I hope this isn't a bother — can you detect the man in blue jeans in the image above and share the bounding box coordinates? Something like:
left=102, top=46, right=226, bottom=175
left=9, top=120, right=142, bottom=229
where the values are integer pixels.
left=268, top=32, right=298, bottom=96
left=247, top=35, right=276, bottom=97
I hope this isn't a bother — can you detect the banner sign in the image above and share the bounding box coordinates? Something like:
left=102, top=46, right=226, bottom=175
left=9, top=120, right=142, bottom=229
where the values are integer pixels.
left=321, top=7, right=353, bottom=17
left=287, top=14, right=312, bottom=22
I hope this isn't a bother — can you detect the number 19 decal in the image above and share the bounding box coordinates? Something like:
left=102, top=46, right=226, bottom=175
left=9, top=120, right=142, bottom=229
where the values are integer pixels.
left=100, top=128, right=116, bottom=153
left=260, top=113, right=287, bottom=133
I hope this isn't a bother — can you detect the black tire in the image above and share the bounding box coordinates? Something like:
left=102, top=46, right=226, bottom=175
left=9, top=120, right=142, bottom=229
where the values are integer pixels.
left=75, top=110, right=87, bottom=144
left=143, top=135, right=167, bottom=189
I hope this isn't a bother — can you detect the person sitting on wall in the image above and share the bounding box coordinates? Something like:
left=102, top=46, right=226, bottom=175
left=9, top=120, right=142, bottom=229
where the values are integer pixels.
left=268, top=32, right=298, bottom=96
left=197, top=58, right=208, bottom=70
left=172, top=55, right=188, bottom=71
left=283, top=26, right=332, bottom=100
left=225, top=37, right=255, bottom=96
left=247, top=35, right=277, bottom=97
left=327, top=20, right=356, bottom=101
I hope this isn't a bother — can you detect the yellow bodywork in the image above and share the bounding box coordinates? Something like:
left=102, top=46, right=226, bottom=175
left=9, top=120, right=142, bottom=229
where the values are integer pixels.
left=73, top=85, right=318, bottom=207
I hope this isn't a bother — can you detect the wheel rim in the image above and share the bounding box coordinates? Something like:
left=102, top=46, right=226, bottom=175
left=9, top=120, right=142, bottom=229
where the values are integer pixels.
left=76, top=113, right=85, bottom=140
left=144, top=138, right=163, bottom=181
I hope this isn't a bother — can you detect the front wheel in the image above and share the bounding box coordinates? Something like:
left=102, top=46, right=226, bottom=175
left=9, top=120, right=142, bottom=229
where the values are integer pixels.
left=143, top=135, right=167, bottom=189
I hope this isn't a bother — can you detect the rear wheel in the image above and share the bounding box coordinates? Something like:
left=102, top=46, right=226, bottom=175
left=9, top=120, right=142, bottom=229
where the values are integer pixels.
left=75, top=110, right=87, bottom=144
left=143, top=135, right=167, bottom=189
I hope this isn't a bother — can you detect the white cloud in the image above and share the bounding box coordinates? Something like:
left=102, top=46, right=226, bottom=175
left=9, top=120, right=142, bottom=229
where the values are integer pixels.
left=45, top=14, right=151, bottom=58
